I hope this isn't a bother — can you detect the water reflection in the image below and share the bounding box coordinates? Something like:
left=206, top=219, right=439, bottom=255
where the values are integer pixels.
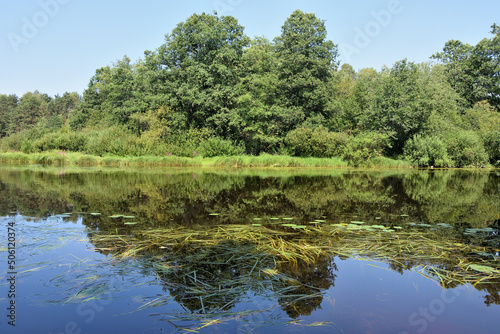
left=0, top=167, right=498, bottom=229
left=0, top=166, right=499, bottom=332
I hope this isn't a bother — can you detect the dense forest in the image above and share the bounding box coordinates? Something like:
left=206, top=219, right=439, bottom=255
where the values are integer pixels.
left=0, top=10, right=499, bottom=167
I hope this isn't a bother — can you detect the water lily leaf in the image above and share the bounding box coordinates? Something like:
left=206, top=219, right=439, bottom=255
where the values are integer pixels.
left=123, top=216, right=135, bottom=219
left=209, top=213, right=220, bottom=216
left=282, top=218, right=294, bottom=220
left=124, top=222, right=138, bottom=225
left=90, top=213, right=101, bottom=216
left=253, top=218, right=262, bottom=221
left=400, top=214, right=409, bottom=217
left=351, top=221, right=365, bottom=225
left=292, top=225, right=307, bottom=229
left=109, top=215, right=123, bottom=218
left=468, top=264, right=499, bottom=274
left=315, top=220, right=326, bottom=222
left=252, top=223, right=262, bottom=227
left=281, top=224, right=296, bottom=227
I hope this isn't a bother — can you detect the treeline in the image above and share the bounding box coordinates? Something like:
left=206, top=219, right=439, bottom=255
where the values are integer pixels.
left=0, top=10, right=499, bottom=167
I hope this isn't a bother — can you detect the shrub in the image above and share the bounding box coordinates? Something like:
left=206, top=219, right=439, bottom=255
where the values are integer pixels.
left=342, top=132, right=390, bottom=166
left=285, top=126, right=348, bottom=157
left=404, top=135, right=451, bottom=167
left=443, top=130, right=489, bottom=167
left=197, top=137, right=245, bottom=157
left=32, top=131, right=87, bottom=152
left=483, top=130, right=500, bottom=166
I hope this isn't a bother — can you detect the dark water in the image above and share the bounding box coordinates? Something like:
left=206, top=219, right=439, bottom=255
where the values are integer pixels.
left=0, top=166, right=499, bottom=334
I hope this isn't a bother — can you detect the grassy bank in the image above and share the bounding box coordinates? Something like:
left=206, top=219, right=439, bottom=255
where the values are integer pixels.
left=0, top=151, right=413, bottom=168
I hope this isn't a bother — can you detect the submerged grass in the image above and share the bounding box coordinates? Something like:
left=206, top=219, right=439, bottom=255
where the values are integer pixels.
left=91, top=222, right=500, bottom=289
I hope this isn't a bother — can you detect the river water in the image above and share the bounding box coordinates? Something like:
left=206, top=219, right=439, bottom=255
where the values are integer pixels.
left=0, top=166, right=499, bottom=333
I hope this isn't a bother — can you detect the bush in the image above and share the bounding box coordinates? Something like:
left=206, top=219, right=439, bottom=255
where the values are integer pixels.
left=443, top=130, right=489, bottom=167
left=197, top=137, right=245, bottom=157
left=404, top=135, right=451, bottom=167
left=483, top=130, right=500, bottom=166
left=285, top=126, right=348, bottom=157
left=32, top=131, right=87, bottom=152
left=342, top=132, right=390, bottom=166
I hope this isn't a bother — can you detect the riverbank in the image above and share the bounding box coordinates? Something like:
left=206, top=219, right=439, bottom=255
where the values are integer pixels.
left=0, top=151, right=413, bottom=168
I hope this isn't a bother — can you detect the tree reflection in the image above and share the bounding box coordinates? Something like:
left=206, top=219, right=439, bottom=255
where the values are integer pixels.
left=0, top=166, right=499, bottom=308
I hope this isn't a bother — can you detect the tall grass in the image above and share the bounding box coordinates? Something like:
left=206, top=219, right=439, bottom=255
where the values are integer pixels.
left=0, top=151, right=413, bottom=168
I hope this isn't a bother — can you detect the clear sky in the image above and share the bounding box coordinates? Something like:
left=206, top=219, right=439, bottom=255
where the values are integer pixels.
left=1, top=0, right=498, bottom=97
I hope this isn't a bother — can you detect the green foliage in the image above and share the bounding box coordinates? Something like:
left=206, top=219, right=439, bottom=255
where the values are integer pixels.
left=285, top=126, right=347, bottom=157
left=197, top=137, right=245, bottom=157
left=442, top=130, right=489, bottom=167
left=31, top=131, right=87, bottom=153
left=275, top=10, right=338, bottom=120
left=342, top=132, right=390, bottom=166
left=404, top=135, right=452, bottom=167
left=157, top=12, right=250, bottom=130
left=432, top=24, right=500, bottom=110
left=359, top=60, right=460, bottom=155
left=0, top=94, right=18, bottom=137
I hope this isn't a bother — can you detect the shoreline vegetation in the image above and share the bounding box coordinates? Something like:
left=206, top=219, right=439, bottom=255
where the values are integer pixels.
left=0, top=151, right=415, bottom=168
left=1, top=11, right=499, bottom=168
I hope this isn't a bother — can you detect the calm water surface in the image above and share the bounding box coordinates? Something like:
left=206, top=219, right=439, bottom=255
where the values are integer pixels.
left=0, top=166, right=499, bottom=334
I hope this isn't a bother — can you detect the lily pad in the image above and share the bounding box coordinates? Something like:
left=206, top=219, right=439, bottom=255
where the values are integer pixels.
left=252, top=224, right=262, bottom=227
left=282, top=218, right=294, bottom=221
left=468, top=264, right=499, bottom=274
left=350, top=221, right=365, bottom=225
left=209, top=213, right=220, bottom=216
left=253, top=218, right=262, bottom=221
left=123, top=216, right=136, bottom=219
left=370, top=225, right=386, bottom=229
left=124, top=222, right=138, bottom=225
left=90, top=213, right=101, bottom=216
left=109, top=215, right=123, bottom=218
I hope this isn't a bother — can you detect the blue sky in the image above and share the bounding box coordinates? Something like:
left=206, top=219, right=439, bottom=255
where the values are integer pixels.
left=1, top=0, right=499, bottom=97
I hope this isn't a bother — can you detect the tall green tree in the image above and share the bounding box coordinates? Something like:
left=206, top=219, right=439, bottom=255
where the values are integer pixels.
left=360, top=60, right=460, bottom=155
left=8, top=91, right=50, bottom=134
left=236, top=37, right=289, bottom=153
left=274, top=9, right=339, bottom=122
left=0, top=94, right=18, bottom=137
left=157, top=12, right=250, bottom=135
left=432, top=24, right=500, bottom=110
